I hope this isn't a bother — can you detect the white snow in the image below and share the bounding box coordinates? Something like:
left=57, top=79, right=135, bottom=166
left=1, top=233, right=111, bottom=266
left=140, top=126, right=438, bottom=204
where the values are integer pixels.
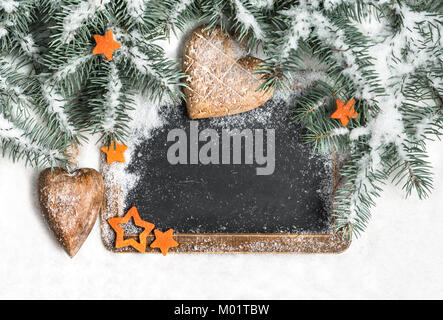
left=0, top=113, right=24, bottom=138
left=1, top=133, right=443, bottom=299
left=0, top=26, right=7, bottom=39
left=102, top=63, right=122, bottom=131
left=41, top=80, right=77, bottom=136
left=129, top=94, right=166, bottom=141
left=331, top=127, right=349, bottom=136
left=250, top=0, right=274, bottom=8
left=168, top=0, right=194, bottom=25
left=0, top=114, right=63, bottom=161
left=19, top=34, right=40, bottom=60
left=279, top=7, right=312, bottom=60
left=1, top=2, right=443, bottom=299
left=53, top=54, right=93, bottom=81
left=118, top=43, right=174, bottom=92
left=0, top=73, right=31, bottom=111
left=103, top=94, right=166, bottom=211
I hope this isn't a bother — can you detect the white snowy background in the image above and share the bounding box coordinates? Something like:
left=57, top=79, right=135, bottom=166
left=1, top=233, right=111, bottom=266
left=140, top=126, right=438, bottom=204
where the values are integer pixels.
left=1, top=121, right=443, bottom=300
left=1, top=7, right=443, bottom=298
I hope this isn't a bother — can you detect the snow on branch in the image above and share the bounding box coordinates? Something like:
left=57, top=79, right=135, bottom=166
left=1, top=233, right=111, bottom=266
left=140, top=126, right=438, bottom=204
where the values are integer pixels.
left=0, top=113, right=24, bottom=139
left=123, top=45, right=175, bottom=92
left=41, top=80, right=77, bottom=136
left=61, top=0, right=110, bottom=44
left=19, top=34, right=40, bottom=60
left=249, top=0, right=274, bottom=9
left=388, top=5, right=442, bottom=78
left=346, top=153, right=379, bottom=229
left=168, top=0, right=194, bottom=26
left=0, top=74, right=29, bottom=104
left=0, top=24, right=7, bottom=40
left=232, top=0, right=265, bottom=40
left=0, top=0, right=19, bottom=14
left=52, top=53, right=93, bottom=82
left=279, top=7, right=312, bottom=61
left=0, top=70, right=33, bottom=116
left=102, top=62, right=122, bottom=132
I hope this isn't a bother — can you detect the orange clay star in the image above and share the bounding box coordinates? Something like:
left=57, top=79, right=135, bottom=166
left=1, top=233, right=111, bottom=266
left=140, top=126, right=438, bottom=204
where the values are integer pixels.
left=101, top=142, right=127, bottom=165
left=331, top=98, right=358, bottom=127
left=92, top=30, right=121, bottom=61
left=150, top=229, right=179, bottom=256
left=108, top=206, right=155, bottom=252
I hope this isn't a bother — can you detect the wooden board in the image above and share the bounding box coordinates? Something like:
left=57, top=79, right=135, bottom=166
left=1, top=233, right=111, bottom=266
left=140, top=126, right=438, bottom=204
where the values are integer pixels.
left=100, top=99, right=350, bottom=253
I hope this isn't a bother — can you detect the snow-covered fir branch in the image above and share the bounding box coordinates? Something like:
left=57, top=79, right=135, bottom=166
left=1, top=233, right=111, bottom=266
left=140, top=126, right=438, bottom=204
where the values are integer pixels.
left=0, top=0, right=19, bottom=14
left=0, top=112, right=65, bottom=166
left=18, top=34, right=40, bottom=61
left=232, top=0, right=265, bottom=41
left=52, top=53, right=94, bottom=83
left=279, top=7, right=312, bottom=61
left=40, top=79, right=77, bottom=137
left=124, top=0, right=147, bottom=23
left=101, top=62, right=122, bottom=132
left=123, top=46, right=175, bottom=93
left=249, top=0, right=274, bottom=9
left=0, top=0, right=36, bottom=60
left=0, top=59, right=34, bottom=117
left=0, top=0, right=441, bottom=237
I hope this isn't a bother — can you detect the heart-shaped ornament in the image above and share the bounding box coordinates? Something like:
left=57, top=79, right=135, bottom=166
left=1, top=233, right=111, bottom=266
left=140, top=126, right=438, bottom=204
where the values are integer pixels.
left=38, top=168, right=104, bottom=257
left=183, top=25, right=274, bottom=119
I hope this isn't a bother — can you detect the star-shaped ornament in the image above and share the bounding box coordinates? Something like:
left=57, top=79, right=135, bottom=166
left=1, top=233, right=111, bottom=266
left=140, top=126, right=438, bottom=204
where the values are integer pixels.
left=101, top=142, right=127, bottom=165
left=331, top=98, right=358, bottom=127
left=108, top=206, right=155, bottom=252
left=92, top=30, right=121, bottom=61
left=150, top=229, right=179, bottom=256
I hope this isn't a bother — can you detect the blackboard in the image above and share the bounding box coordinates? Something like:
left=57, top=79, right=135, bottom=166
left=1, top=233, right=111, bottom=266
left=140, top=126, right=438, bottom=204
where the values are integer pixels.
left=101, top=98, right=350, bottom=253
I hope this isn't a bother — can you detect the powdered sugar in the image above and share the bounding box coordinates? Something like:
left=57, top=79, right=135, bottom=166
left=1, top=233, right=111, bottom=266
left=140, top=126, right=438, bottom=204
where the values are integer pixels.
left=0, top=113, right=25, bottom=139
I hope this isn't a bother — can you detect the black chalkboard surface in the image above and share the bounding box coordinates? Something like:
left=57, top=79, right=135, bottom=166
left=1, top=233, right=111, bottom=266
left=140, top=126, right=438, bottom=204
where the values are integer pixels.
left=101, top=98, right=350, bottom=253
left=123, top=99, right=333, bottom=235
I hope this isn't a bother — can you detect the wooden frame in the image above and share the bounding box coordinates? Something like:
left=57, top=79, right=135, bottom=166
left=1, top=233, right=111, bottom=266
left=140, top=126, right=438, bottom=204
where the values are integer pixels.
left=100, top=153, right=350, bottom=254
